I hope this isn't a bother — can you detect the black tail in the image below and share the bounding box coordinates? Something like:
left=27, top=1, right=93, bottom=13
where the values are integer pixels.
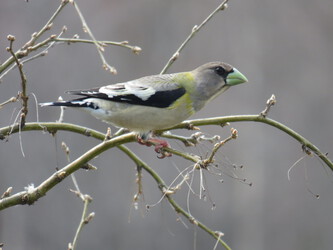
left=40, top=98, right=98, bottom=109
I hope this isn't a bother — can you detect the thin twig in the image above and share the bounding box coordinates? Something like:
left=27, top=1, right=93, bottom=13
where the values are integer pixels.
left=118, top=145, right=232, bottom=250
left=0, top=0, right=70, bottom=75
left=53, top=38, right=141, bottom=54
left=69, top=195, right=94, bottom=250
left=22, top=0, right=69, bottom=50
left=132, top=164, right=143, bottom=206
left=1, top=187, right=13, bottom=199
left=161, top=131, right=220, bottom=147
left=0, top=96, right=18, bottom=109
left=61, top=141, right=84, bottom=200
left=71, top=1, right=117, bottom=74
left=6, top=35, right=28, bottom=127
left=160, top=0, right=229, bottom=74
left=201, top=128, right=237, bottom=168
left=260, top=94, right=276, bottom=117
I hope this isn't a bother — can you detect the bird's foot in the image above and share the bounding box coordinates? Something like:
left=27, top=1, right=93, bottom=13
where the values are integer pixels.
left=137, top=137, right=172, bottom=159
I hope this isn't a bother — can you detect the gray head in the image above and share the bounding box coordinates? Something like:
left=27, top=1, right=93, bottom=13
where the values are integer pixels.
left=191, top=61, right=248, bottom=110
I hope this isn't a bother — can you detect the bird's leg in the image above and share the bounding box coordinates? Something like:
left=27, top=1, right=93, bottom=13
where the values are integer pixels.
left=149, top=138, right=172, bottom=159
left=137, top=135, right=172, bottom=159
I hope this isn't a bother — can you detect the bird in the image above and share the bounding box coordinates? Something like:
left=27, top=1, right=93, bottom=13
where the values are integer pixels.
left=41, top=61, right=248, bottom=157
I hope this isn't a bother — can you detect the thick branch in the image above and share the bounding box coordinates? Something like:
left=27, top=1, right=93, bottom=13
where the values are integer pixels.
left=1, top=114, right=332, bottom=172
left=0, top=132, right=135, bottom=211
left=0, top=115, right=330, bottom=250
left=0, top=123, right=231, bottom=248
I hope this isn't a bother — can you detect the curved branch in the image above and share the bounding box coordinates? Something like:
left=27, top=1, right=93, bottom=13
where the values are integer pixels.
left=0, top=131, right=135, bottom=211
left=1, top=113, right=332, bottom=172
left=0, top=122, right=104, bottom=141
left=118, top=145, right=231, bottom=250
left=168, top=115, right=333, bottom=171
left=0, top=114, right=330, bottom=250
left=0, top=122, right=231, bottom=249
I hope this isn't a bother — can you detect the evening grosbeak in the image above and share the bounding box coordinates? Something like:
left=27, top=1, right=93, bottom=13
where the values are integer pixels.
left=41, top=61, right=248, bottom=157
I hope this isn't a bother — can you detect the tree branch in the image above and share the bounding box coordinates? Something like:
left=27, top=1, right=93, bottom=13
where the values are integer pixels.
left=1, top=112, right=331, bottom=250
left=118, top=145, right=231, bottom=250
left=1, top=113, right=332, bottom=173
left=6, top=35, right=29, bottom=127
left=0, top=0, right=69, bottom=75
left=160, top=0, right=229, bottom=74
left=168, top=115, right=333, bottom=171
left=0, top=132, right=134, bottom=211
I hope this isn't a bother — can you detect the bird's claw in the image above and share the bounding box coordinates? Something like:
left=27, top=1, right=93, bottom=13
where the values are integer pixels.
left=137, top=136, right=172, bottom=159
left=154, top=143, right=172, bottom=159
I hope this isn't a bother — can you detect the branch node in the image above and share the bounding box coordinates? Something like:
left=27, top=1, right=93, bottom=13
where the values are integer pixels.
left=220, top=2, right=228, bottom=10
left=260, top=94, right=276, bottom=118
left=56, top=171, right=67, bottom=180
left=81, top=163, right=97, bottom=170
left=84, top=129, right=92, bottom=137
left=46, top=23, right=53, bottom=30
left=220, top=122, right=230, bottom=128
left=214, top=230, right=225, bottom=237
left=61, top=142, right=70, bottom=155
left=104, top=127, right=112, bottom=141
left=189, top=217, right=198, bottom=225
left=62, top=25, right=68, bottom=32
left=7, top=34, right=16, bottom=41
left=184, top=122, right=200, bottom=131
left=84, top=212, right=95, bottom=224
left=21, top=193, right=29, bottom=204
left=231, top=128, right=238, bottom=139
left=1, top=187, right=13, bottom=199
left=171, top=52, right=180, bottom=61
left=83, top=194, right=93, bottom=203
left=131, top=46, right=142, bottom=55
left=302, top=144, right=313, bottom=156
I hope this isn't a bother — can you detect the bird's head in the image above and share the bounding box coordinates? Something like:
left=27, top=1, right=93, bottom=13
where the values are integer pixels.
left=192, top=61, right=248, bottom=108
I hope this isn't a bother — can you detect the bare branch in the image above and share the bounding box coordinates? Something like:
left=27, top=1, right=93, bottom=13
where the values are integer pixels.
left=201, top=128, right=238, bottom=168
left=6, top=35, right=28, bottom=127
left=0, top=0, right=70, bottom=75
left=71, top=1, right=117, bottom=74
left=53, top=38, right=141, bottom=53
left=1, top=187, right=13, bottom=199
left=160, top=0, right=229, bottom=74
left=260, top=94, right=276, bottom=117
left=0, top=96, right=18, bottom=109
left=69, top=195, right=94, bottom=250
left=22, top=0, right=70, bottom=50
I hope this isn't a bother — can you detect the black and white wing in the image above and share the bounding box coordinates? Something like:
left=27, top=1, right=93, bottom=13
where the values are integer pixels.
left=66, top=74, right=186, bottom=108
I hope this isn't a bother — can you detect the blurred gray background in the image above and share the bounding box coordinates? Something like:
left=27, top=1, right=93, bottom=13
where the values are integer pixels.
left=1, top=0, right=333, bottom=249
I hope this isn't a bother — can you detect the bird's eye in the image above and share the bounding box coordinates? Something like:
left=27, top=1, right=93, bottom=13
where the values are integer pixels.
left=214, top=66, right=227, bottom=77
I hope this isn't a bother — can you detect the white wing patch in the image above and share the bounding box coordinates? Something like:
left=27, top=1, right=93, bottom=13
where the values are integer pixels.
left=99, top=80, right=157, bottom=101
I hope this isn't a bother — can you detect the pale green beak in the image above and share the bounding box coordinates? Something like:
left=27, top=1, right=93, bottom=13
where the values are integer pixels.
left=226, top=68, right=248, bottom=86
